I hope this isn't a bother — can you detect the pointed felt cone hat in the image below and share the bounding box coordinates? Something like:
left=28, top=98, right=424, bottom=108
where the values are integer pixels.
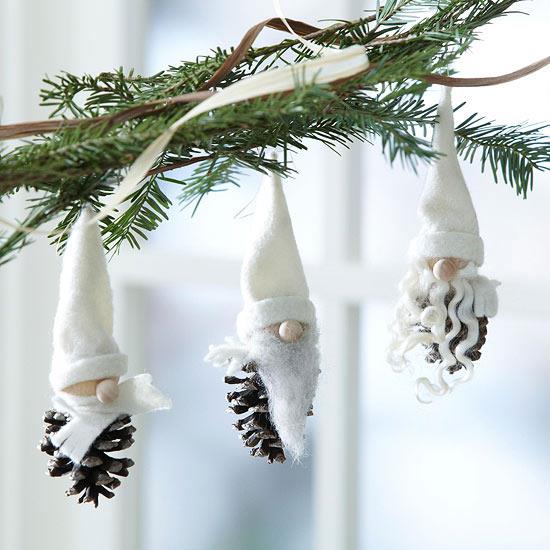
left=237, top=171, right=315, bottom=340
left=49, top=208, right=128, bottom=392
left=412, top=86, right=484, bottom=266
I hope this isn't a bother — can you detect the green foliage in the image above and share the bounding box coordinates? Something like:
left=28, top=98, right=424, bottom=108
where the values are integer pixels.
left=456, top=114, right=550, bottom=197
left=103, top=177, right=172, bottom=253
left=0, top=0, right=546, bottom=264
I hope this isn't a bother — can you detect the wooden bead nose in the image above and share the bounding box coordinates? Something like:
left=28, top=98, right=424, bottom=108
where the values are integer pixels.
left=433, top=258, right=458, bottom=282
left=278, top=320, right=304, bottom=343
left=96, top=379, right=120, bottom=404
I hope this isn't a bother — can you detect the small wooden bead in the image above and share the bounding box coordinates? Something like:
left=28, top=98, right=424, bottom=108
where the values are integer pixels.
left=433, top=258, right=458, bottom=282
left=278, top=320, right=304, bottom=343
left=96, top=379, right=120, bottom=404
left=63, top=379, right=98, bottom=396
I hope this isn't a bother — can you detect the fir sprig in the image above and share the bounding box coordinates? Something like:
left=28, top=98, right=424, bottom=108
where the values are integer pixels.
left=103, top=176, right=172, bottom=252
left=456, top=114, right=550, bottom=197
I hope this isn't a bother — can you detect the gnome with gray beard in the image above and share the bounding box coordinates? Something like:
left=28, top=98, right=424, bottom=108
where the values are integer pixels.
left=206, top=170, right=320, bottom=463
left=388, top=87, right=500, bottom=402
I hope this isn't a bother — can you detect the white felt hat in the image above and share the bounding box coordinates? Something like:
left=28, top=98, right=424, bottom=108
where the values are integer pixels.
left=50, top=209, right=128, bottom=392
left=412, top=87, right=484, bottom=266
left=237, top=171, right=315, bottom=340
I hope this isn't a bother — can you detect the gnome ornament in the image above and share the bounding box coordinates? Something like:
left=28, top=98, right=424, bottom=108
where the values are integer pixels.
left=39, top=209, right=171, bottom=506
left=388, top=87, right=499, bottom=401
left=205, top=170, right=320, bottom=463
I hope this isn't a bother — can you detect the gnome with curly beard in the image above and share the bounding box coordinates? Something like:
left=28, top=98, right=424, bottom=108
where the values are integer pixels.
left=388, top=87, right=499, bottom=402
left=206, top=170, right=320, bottom=463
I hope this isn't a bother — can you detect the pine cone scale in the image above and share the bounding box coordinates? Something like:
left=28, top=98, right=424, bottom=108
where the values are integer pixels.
left=225, top=362, right=287, bottom=464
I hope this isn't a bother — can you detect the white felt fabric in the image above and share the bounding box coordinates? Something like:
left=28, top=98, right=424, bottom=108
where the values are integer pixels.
left=238, top=171, right=315, bottom=339
left=50, top=374, right=172, bottom=464
left=242, top=171, right=309, bottom=302
left=412, top=86, right=484, bottom=266
left=471, top=276, right=500, bottom=318
left=50, top=209, right=127, bottom=391
left=205, top=336, right=249, bottom=376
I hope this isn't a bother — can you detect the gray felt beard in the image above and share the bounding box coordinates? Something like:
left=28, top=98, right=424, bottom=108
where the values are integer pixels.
left=246, top=325, right=320, bottom=460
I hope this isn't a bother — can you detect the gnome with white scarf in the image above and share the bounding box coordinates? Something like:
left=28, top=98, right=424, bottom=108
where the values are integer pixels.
left=388, top=87, right=499, bottom=401
left=206, top=170, right=320, bottom=463
left=40, top=208, right=171, bottom=506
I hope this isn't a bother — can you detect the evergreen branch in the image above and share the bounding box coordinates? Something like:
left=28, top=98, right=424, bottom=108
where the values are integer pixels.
left=0, top=0, right=542, bottom=264
left=456, top=114, right=550, bottom=197
left=36, top=1, right=520, bottom=117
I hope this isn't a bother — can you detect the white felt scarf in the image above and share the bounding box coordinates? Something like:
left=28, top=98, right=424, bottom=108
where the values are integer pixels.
left=50, top=374, right=171, bottom=464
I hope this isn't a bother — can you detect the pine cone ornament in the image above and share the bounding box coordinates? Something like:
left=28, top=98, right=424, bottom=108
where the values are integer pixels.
left=39, top=410, right=135, bottom=507
left=206, top=169, right=320, bottom=460
left=40, top=209, right=170, bottom=507
left=225, top=362, right=287, bottom=464
left=388, top=87, right=499, bottom=400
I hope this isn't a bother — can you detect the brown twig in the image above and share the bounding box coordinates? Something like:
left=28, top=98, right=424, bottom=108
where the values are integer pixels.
left=198, top=18, right=322, bottom=91
left=145, top=154, right=214, bottom=177
left=0, top=91, right=213, bottom=140
left=423, top=55, right=550, bottom=87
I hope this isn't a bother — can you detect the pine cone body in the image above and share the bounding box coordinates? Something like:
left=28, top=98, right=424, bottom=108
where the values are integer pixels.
left=422, top=291, right=489, bottom=374
left=39, top=410, right=135, bottom=507
left=225, top=362, right=290, bottom=464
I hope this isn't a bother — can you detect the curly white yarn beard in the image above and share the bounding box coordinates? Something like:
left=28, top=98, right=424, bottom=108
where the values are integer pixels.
left=388, top=260, right=491, bottom=402
left=246, top=325, right=320, bottom=460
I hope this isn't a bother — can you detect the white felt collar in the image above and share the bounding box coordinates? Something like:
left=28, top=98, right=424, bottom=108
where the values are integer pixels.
left=50, top=374, right=171, bottom=464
